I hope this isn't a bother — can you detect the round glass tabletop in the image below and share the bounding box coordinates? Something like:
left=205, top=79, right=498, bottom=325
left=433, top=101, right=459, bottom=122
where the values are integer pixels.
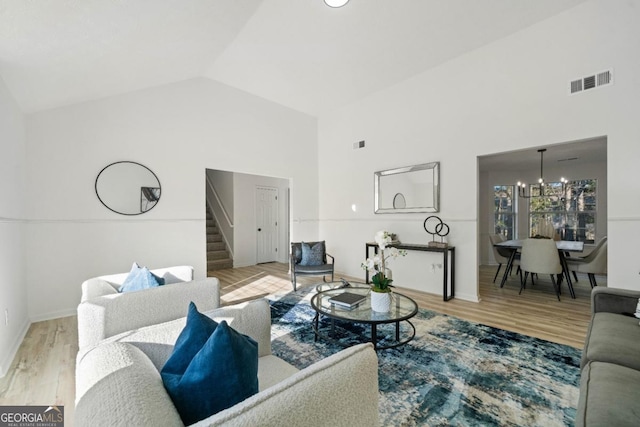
left=311, top=286, right=418, bottom=324
left=315, top=280, right=367, bottom=293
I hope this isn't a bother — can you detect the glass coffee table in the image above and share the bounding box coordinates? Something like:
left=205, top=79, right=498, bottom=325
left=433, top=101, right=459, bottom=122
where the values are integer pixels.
left=310, top=283, right=418, bottom=350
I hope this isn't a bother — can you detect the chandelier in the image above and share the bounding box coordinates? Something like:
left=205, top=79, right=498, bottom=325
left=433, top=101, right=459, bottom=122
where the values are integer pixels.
left=517, top=149, right=568, bottom=198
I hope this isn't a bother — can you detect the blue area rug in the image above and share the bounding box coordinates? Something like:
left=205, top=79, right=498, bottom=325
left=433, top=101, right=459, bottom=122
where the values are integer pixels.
left=268, top=291, right=581, bottom=427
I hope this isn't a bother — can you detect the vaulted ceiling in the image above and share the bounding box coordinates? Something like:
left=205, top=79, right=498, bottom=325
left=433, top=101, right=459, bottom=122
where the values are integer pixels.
left=0, top=0, right=587, bottom=115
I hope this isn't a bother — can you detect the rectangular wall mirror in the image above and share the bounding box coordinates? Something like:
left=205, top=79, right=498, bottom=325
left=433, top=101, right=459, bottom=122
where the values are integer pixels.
left=374, top=162, right=440, bottom=213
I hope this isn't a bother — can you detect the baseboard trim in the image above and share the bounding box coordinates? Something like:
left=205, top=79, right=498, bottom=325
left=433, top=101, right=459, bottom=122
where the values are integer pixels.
left=0, top=318, right=30, bottom=378
left=30, top=308, right=77, bottom=323
left=453, top=292, right=480, bottom=303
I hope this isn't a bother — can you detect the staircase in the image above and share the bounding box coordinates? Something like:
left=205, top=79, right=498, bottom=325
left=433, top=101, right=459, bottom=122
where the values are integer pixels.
left=206, top=207, right=233, bottom=274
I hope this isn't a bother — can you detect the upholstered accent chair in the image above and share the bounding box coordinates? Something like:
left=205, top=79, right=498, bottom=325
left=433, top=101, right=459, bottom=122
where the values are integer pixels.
left=519, top=238, right=563, bottom=300
left=290, top=241, right=334, bottom=291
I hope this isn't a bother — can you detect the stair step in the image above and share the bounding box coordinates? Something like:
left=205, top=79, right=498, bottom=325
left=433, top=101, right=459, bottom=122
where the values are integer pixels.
left=207, top=241, right=226, bottom=251
left=206, top=206, right=231, bottom=270
left=206, top=234, right=223, bottom=243
left=207, top=250, right=229, bottom=260
left=207, top=259, right=233, bottom=270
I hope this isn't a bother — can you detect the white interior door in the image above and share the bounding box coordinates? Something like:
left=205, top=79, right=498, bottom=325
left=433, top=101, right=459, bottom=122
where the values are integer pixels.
left=256, top=186, right=278, bottom=264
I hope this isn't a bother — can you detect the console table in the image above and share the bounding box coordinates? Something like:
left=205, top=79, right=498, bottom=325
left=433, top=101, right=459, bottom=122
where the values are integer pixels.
left=365, top=242, right=456, bottom=301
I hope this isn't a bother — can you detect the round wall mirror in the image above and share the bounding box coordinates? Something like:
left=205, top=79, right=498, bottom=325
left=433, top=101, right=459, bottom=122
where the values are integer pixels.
left=95, top=161, right=161, bottom=215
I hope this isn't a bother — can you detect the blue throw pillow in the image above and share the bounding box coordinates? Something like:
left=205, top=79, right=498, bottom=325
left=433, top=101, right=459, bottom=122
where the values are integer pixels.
left=119, top=263, right=165, bottom=293
left=162, top=302, right=218, bottom=375
left=161, top=304, right=259, bottom=425
left=300, top=241, right=324, bottom=266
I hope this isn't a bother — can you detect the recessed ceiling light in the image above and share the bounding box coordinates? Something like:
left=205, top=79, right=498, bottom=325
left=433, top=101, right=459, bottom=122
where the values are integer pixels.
left=324, top=0, right=349, bottom=8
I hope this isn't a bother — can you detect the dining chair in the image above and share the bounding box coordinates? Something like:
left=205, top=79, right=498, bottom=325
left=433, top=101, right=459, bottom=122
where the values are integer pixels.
left=566, top=239, right=607, bottom=288
left=565, top=236, right=607, bottom=281
left=489, top=234, right=520, bottom=284
left=519, top=238, right=563, bottom=300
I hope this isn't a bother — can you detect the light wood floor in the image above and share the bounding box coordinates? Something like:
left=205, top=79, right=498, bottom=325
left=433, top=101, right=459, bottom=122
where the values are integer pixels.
left=0, top=263, right=598, bottom=424
left=215, top=263, right=595, bottom=349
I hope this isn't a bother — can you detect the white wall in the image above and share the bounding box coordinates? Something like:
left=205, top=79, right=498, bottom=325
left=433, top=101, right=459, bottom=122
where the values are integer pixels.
left=479, top=155, right=608, bottom=265
left=25, top=77, right=318, bottom=320
left=233, top=173, right=290, bottom=267
left=318, top=0, right=640, bottom=301
left=0, top=76, right=28, bottom=377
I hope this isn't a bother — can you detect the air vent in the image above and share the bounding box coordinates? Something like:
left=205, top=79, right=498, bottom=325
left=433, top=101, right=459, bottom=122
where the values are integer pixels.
left=570, top=69, right=613, bottom=95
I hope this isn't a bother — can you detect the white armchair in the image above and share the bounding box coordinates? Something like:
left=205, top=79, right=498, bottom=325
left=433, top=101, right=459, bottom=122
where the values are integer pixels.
left=77, top=265, right=221, bottom=349
left=76, top=299, right=380, bottom=427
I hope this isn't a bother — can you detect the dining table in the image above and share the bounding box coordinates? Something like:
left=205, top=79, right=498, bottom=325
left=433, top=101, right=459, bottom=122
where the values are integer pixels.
left=494, top=239, right=584, bottom=299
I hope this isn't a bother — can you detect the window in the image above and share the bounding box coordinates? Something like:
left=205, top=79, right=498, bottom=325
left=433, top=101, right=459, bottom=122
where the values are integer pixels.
left=528, top=179, right=596, bottom=243
left=493, top=185, right=515, bottom=239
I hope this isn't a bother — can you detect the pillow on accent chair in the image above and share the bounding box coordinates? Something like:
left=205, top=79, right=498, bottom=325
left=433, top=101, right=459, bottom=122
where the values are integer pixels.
left=292, top=243, right=303, bottom=264
left=119, top=262, right=165, bottom=293
left=300, top=241, right=325, bottom=266
left=161, top=302, right=259, bottom=425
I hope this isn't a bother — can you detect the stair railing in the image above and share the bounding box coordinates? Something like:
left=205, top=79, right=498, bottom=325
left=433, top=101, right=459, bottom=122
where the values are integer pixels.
left=205, top=174, right=234, bottom=259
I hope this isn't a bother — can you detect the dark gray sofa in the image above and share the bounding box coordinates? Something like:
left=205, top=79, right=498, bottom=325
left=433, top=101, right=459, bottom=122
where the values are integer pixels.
left=576, top=287, right=640, bottom=426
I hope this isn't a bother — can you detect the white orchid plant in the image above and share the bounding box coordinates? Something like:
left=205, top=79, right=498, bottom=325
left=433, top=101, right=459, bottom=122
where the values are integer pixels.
left=362, top=231, right=407, bottom=292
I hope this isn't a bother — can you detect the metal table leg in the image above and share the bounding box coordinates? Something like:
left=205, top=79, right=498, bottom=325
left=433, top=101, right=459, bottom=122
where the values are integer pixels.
left=313, top=312, right=319, bottom=342
left=371, top=323, right=377, bottom=350
left=442, top=248, right=449, bottom=301
left=559, top=251, right=576, bottom=299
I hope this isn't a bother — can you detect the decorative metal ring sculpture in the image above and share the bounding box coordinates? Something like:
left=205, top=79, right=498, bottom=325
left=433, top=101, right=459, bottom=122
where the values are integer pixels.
left=423, top=215, right=449, bottom=246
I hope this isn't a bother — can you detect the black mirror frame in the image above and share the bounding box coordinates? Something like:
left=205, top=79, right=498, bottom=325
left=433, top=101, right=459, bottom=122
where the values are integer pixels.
left=95, top=161, right=161, bottom=216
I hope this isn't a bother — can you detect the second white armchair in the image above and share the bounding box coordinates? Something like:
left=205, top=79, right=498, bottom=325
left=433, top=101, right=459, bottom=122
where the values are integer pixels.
left=77, top=265, right=221, bottom=349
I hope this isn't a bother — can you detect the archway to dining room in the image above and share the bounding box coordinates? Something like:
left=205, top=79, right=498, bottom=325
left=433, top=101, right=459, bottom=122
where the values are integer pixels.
left=475, top=136, right=607, bottom=347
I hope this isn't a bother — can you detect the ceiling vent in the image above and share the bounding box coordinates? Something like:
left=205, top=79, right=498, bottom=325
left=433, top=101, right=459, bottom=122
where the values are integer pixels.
left=570, top=69, right=613, bottom=95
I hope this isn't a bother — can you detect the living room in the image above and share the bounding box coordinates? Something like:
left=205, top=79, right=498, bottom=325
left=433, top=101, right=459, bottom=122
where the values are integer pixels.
left=1, top=0, right=639, bottom=425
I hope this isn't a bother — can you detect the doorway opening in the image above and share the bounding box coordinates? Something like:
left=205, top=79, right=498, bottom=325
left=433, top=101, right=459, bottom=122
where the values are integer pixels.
left=205, top=168, right=290, bottom=275
left=477, top=136, right=607, bottom=298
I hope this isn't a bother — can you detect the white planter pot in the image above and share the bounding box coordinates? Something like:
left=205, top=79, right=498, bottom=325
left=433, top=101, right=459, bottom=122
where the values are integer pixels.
left=371, top=291, right=392, bottom=313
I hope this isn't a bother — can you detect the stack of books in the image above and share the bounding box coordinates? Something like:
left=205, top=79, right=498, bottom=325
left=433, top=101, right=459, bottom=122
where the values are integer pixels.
left=328, top=292, right=366, bottom=309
